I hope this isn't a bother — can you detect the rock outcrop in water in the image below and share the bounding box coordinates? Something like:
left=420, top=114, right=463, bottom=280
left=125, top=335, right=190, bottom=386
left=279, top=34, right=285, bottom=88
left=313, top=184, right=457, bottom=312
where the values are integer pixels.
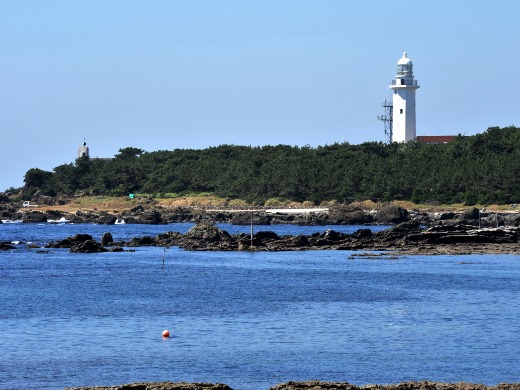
left=3, top=215, right=519, bottom=255
left=116, top=221, right=518, bottom=254
left=269, top=381, right=520, bottom=390
left=65, top=380, right=520, bottom=390
left=0, top=242, right=16, bottom=250
left=66, top=382, right=233, bottom=390
left=46, top=233, right=108, bottom=253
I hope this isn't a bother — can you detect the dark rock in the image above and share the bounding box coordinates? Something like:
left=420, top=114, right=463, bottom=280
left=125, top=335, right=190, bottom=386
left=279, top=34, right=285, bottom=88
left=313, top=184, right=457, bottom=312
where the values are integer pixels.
left=376, top=205, right=410, bottom=224
left=352, top=228, right=372, bottom=238
left=378, top=220, right=422, bottom=240
left=461, top=207, right=480, bottom=220
left=249, top=237, right=265, bottom=247
left=231, top=213, right=271, bottom=225
left=68, top=216, right=86, bottom=224
left=269, top=380, right=356, bottom=390
left=411, top=212, right=433, bottom=225
left=138, top=211, right=163, bottom=224
left=427, top=224, right=474, bottom=233
left=101, top=232, right=114, bottom=246
left=70, top=240, right=108, bottom=253
left=291, top=235, right=310, bottom=247
left=73, top=210, right=100, bottom=224
left=99, top=214, right=117, bottom=225
left=1, top=242, right=15, bottom=250
left=504, top=213, right=520, bottom=227
left=213, top=212, right=231, bottom=222
left=65, top=381, right=234, bottom=390
left=329, top=205, right=374, bottom=224
left=406, top=224, right=520, bottom=245
left=46, top=233, right=94, bottom=248
left=156, top=232, right=183, bottom=246
left=185, top=224, right=231, bottom=242
left=65, top=380, right=520, bottom=390
left=1, top=209, right=12, bottom=219
left=269, top=381, right=520, bottom=390
left=439, top=212, right=456, bottom=220
left=45, top=210, right=65, bottom=219
left=296, top=212, right=329, bottom=226
left=254, top=231, right=280, bottom=240
left=22, top=211, right=47, bottom=223
left=455, top=219, right=479, bottom=227
left=270, top=214, right=296, bottom=223
left=126, top=236, right=156, bottom=247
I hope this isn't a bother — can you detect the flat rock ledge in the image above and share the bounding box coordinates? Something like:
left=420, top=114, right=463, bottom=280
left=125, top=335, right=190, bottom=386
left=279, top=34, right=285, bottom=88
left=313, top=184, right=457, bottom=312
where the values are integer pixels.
left=270, top=381, right=520, bottom=390
left=65, top=383, right=231, bottom=390
left=31, top=221, right=520, bottom=255
left=65, top=381, right=520, bottom=390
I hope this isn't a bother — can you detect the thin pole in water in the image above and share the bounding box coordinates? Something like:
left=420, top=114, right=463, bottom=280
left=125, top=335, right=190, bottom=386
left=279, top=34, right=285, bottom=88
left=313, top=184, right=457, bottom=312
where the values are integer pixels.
left=250, top=212, right=254, bottom=250
left=162, top=247, right=166, bottom=270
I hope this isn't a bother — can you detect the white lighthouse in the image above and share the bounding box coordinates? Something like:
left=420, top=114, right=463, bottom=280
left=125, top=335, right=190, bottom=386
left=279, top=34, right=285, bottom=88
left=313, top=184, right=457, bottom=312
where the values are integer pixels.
left=390, top=52, right=420, bottom=142
left=78, top=139, right=89, bottom=158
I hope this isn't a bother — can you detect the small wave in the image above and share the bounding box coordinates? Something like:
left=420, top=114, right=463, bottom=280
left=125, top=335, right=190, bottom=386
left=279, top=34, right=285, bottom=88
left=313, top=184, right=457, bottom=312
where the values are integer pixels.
left=47, top=217, right=70, bottom=224
left=1, top=220, right=22, bottom=224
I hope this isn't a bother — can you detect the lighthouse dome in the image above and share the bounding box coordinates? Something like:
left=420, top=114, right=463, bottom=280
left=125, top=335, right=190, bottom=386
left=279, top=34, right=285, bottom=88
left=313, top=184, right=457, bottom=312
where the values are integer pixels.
left=396, top=52, right=413, bottom=78
left=397, top=52, right=412, bottom=65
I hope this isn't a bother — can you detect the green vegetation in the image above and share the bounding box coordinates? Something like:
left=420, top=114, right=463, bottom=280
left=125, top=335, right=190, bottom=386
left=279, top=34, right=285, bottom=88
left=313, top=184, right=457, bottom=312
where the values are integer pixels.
left=22, top=126, right=520, bottom=205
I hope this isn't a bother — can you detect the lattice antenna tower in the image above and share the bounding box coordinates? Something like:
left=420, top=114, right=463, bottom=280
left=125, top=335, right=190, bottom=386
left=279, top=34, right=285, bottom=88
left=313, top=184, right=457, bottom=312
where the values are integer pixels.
left=377, top=98, right=393, bottom=143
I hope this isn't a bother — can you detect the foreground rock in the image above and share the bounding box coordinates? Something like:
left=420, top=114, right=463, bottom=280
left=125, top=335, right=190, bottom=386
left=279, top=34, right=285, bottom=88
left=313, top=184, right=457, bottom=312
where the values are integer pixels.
left=46, top=234, right=95, bottom=249
left=270, top=381, right=520, bottom=390
left=65, top=381, right=520, bottom=390
left=66, top=382, right=232, bottom=390
left=70, top=240, right=108, bottom=253
left=0, top=242, right=16, bottom=250
left=46, top=233, right=110, bottom=253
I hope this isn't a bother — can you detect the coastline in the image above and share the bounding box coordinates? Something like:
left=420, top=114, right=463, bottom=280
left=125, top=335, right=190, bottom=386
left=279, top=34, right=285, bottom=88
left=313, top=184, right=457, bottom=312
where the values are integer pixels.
left=7, top=220, right=516, bottom=256
left=65, top=380, right=520, bottom=390
left=2, top=201, right=520, bottom=255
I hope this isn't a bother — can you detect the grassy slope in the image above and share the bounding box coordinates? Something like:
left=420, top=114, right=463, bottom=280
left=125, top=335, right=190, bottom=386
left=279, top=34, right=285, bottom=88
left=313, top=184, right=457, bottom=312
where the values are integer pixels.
left=34, top=195, right=520, bottom=214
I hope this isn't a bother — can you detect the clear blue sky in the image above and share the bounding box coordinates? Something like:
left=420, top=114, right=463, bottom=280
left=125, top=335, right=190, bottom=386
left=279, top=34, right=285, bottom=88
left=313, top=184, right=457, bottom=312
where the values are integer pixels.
left=1, top=0, right=519, bottom=191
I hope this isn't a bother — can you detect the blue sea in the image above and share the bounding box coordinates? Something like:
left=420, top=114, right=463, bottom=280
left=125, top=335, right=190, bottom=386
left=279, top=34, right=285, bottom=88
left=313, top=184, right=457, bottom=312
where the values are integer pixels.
left=0, top=222, right=519, bottom=390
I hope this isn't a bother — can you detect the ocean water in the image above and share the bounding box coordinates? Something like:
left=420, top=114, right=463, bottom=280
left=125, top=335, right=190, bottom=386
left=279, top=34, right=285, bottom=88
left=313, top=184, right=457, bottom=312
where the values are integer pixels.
left=0, top=223, right=519, bottom=389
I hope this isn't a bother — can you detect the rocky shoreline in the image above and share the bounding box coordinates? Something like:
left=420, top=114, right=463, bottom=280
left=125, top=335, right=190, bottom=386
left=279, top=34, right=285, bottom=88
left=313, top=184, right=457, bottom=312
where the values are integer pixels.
left=0, top=220, right=516, bottom=256
left=65, top=380, right=520, bottom=390
left=1, top=203, right=519, bottom=228
left=2, top=203, right=520, bottom=255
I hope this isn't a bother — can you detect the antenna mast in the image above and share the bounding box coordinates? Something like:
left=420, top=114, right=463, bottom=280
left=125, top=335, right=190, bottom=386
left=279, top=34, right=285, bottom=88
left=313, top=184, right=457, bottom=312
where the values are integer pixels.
left=377, top=98, right=393, bottom=143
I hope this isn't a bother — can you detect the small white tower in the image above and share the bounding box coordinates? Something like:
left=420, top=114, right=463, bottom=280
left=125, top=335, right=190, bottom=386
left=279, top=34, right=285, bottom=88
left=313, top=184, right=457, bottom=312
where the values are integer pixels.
left=78, top=139, right=89, bottom=158
left=390, top=52, right=420, bottom=142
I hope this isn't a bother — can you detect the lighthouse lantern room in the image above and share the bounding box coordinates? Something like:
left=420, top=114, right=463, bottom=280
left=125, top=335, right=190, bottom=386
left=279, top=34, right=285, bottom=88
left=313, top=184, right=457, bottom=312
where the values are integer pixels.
left=390, top=52, right=420, bottom=142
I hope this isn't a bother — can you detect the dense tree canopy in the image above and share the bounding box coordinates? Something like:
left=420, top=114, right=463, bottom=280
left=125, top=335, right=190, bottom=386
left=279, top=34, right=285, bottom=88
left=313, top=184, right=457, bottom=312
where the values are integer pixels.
left=23, top=126, right=520, bottom=205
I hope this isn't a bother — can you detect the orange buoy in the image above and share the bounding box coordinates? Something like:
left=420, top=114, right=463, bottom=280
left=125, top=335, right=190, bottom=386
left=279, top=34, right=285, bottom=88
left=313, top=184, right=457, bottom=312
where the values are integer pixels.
left=162, top=329, right=170, bottom=338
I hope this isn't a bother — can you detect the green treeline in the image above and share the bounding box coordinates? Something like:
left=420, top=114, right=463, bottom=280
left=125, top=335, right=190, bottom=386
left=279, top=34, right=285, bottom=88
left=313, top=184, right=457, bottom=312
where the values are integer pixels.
left=24, top=126, right=520, bottom=205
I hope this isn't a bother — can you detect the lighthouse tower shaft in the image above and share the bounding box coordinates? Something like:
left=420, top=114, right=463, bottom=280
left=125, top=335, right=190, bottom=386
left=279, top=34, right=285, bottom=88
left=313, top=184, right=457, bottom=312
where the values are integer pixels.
left=390, top=52, right=419, bottom=142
